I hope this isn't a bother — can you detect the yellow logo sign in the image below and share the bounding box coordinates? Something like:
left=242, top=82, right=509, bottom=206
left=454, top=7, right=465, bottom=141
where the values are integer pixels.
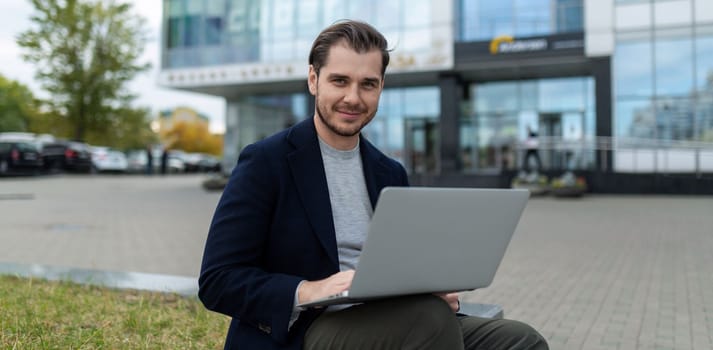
left=489, top=35, right=548, bottom=55
left=490, top=36, right=514, bottom=54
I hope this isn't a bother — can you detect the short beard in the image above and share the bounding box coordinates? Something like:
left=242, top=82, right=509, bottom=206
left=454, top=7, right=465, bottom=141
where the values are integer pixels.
left=316, top=96, right=366, bottom=137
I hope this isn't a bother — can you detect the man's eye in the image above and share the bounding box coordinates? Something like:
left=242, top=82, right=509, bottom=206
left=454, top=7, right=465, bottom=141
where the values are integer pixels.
left=333, top=79, right=347, bottom=85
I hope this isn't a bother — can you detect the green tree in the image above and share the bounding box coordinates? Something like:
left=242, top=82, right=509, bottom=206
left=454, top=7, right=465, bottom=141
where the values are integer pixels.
left=0, top=74, right=41, bottom=132
left=83, top=107, right=157, bottom=150
left=16, top=0, right=150, bottom=142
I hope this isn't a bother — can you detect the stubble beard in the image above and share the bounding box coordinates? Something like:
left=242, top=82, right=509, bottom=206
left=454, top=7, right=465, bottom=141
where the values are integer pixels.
left=315, top=95, right=375, bottom=138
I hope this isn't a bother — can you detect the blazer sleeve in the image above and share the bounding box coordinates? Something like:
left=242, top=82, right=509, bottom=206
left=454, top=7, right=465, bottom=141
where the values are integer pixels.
left=198, top=143, right=302, bottom=344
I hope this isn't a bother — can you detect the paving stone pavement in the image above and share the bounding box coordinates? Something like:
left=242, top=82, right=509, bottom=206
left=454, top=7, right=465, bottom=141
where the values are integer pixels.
left=1, top=174, right=712, bottom=350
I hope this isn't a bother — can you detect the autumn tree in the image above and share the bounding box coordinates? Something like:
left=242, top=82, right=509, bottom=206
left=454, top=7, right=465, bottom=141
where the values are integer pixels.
left=17, top=0, right=150, bottom=142
left=163, top=120, right=223, bottom=156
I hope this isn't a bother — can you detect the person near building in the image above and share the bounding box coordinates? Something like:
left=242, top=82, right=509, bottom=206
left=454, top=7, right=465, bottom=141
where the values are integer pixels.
left=145, top=145, right=153, bottom=175
left=160, top=146, right=168, bottom=175
left=523, top=125, right=542, bottom=172
left=198, top=20, right=548, bottom=350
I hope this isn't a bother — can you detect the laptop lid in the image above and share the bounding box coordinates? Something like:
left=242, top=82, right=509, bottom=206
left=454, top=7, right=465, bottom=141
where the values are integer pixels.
left=345, top=187, right=529, bottom=300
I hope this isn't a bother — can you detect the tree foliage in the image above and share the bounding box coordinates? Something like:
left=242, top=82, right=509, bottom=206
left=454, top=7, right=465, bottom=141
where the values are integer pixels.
left=0, top=74, right=41, bottom=132
left=16, top=0, right=151, bottom=142
left=163, top=120, right=223, bottom=156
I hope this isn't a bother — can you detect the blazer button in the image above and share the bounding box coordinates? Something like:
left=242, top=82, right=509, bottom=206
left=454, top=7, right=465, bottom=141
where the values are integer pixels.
left=258, top=323, right=272, bottom=334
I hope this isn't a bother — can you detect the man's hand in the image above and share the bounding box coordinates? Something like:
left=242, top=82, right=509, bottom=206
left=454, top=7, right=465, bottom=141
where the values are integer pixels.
left=298, top=270, right=355, bottom=305
left=434, top=292, right=460, bottom=312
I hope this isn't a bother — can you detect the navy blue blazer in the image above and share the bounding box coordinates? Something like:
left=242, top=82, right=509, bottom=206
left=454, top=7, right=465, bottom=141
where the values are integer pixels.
left=198, top=118, right=409, bottom=349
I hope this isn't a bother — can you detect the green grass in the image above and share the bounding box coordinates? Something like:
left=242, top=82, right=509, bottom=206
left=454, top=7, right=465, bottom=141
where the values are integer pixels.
left=0, top=275, right=230, bottom=349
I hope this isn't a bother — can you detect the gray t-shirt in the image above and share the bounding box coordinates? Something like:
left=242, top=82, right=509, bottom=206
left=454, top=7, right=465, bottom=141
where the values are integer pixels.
left=318, top=137, right=373, bottom=272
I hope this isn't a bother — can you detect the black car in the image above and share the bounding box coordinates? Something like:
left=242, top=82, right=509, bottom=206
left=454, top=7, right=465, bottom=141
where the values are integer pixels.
left=0, top=141, right=43, bottom=175
left=41, top=141, right=93, bottom=173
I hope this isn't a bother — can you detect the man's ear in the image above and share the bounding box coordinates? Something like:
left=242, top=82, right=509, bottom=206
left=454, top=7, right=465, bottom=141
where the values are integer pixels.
left=308, top=65, right=318, bottom=95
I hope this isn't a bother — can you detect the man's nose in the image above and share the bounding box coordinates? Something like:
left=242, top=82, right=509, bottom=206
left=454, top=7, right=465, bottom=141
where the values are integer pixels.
left=343, top=84, right=360, bottom=103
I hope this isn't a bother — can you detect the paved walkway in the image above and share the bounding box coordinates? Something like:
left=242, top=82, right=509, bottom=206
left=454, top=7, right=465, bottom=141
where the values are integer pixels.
left=1, top=175, right=712, bottom=350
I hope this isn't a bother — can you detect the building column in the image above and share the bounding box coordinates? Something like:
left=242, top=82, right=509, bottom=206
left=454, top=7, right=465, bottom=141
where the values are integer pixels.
left=439, top=74, right=463, bottom=174
left=592, top=56, right=613, bottom=172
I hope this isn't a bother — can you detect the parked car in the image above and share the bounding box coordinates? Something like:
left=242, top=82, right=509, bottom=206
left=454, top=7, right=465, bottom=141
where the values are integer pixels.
left=0, top=140, right=43, bottom=175
left=196, top=154, right=222, bottom=173
left=41, top=141, right=93, bottom=173
left=125, top=148, right=185, bottom=174
left=90, top=146, right=128, bottom=173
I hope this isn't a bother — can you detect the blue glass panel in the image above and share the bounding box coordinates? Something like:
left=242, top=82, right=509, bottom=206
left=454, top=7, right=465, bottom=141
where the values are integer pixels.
left=616, top=99, right=653, bottom=138
left=475, top=82, right=519, bottom=113
left=204, top=17, right=223, bottom=45
left=184, top=15, right=201, bottom=47
left=556, top=0, right=583, bottom=32
left=695, top=94, right=713, bottom=141
left=655, top=37, right=693, bottom=96
left=614, top=40, right=653, bottom=97
left=656, top=98, right=695, bottom=140
left=696, top=36, right=713, bottom=92
left=538, top=78, right=586, bottom=111
left=168, top=18, right=182, bottom=49
left=515, top=0, right=550, bottom=37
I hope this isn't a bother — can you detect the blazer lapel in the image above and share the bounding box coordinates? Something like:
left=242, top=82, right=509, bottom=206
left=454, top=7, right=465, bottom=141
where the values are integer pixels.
left=286, top=120, right=339, bottom=270
left=360, top=137, right=392, bottom=210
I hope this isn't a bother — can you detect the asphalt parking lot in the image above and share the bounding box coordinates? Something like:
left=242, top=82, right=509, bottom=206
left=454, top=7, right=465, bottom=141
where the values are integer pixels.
left=1, top=174, right=712, bottom=350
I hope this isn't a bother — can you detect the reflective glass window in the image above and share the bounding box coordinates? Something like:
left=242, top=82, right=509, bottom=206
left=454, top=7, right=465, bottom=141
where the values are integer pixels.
left=696, top=36, right=713, bottom=92
left=614, top=40, right=653, bottom=97
left=696, top=94, right=713, bottom=141
left=539, top=78, right=587, bottom=111
left=459, top=0, right=583, bottom=42
left=323, top=0, right=347, bottom=25
left=204, top=1, right=225, bottom=46
left=514, top=0, right=550, bottom=37
left=184, top=1, right=202, bottom=47
left=375, top=1, right=401, bottom=31
left=296, top=0, right=320, bottom=39
left=474, top=82, right=518, bottom=113
left=404, top=0, right=430, bottom=28
left=655, top=37, right=693, bottom=96
left=365, top=86, right=440, bottom=169
left=616, top=99, right=653, bottom=138
left=557, top=0, right=584, bottom=33
left=167, top=0, right=184, bottom=49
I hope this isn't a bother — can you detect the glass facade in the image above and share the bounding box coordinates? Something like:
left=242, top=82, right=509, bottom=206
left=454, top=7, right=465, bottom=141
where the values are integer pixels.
left=462, top=77, right=595, bottom=172
left=224, top=87, right=440, bottom=173
left=365, top=87, right=441, bottom=173
left=458, top=0, right=583, bottom=42
left=614, top=28, right=713, bottom=142
left=163, top=0, right=444, bottom=69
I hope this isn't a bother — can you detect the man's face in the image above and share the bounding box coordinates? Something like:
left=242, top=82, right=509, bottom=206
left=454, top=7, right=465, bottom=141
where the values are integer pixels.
left=308, top=42, right=384, bottom=149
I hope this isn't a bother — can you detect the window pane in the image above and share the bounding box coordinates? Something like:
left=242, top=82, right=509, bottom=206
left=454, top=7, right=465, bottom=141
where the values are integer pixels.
left=475, top=82, right=519, bottom=112
left=696, top=36, right=713, bottom=92
left=514, top=0, right=550, bottom=37
left=296, top=0, right=320, bottom=38
left=538, top=78, right=586, bottom=111
left=696, top=94, right=713, bottom=141
left=655, top=37, right=693, bottom=96
left=616, top=99, right=653, bottom=138
left=656, top=98, right=695, bottom=140
left=614, top=40, right=653, bottom=97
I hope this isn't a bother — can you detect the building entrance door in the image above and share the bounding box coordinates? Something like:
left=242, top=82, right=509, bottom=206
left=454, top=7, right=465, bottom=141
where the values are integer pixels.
left=404, top=118, right=439, bottom=174
left=539, top=113, right=562, bottom=169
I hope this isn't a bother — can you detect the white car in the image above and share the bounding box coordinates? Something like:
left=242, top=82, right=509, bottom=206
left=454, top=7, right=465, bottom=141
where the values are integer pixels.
left=90, top=146, right=128, bottom=173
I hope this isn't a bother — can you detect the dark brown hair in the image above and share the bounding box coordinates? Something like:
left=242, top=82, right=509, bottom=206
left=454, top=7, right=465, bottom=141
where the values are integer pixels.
left=308, top=20, right=390, bottom=77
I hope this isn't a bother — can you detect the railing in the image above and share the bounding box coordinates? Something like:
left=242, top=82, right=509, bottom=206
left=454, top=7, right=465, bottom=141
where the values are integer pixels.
left=512, top=136, right=713, bottom=177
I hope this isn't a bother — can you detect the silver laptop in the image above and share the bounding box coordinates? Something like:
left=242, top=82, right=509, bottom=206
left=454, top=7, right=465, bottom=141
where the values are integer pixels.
left=297, top=187, right=529, bottom=309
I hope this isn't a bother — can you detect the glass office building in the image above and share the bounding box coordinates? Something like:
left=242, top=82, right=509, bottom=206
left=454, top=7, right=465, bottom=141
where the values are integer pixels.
left=160, top=0, right=713, bottom=191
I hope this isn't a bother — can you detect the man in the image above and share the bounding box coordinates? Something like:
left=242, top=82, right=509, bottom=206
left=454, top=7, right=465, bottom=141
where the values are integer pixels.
left=524, top=125, right=542, bottom=172
left=199, top=20, right=548, bottom=350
